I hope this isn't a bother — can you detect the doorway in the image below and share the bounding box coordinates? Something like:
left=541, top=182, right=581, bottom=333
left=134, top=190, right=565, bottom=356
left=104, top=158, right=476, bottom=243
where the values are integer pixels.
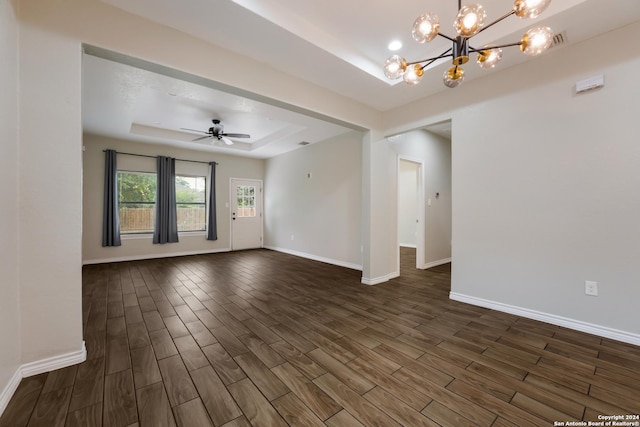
left=230, top=178, right=263, bottom=250
left=397, top=158, right=424, bottom=270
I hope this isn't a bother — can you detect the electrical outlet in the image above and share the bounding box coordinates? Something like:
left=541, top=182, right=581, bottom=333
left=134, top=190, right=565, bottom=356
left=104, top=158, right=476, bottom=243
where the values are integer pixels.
left=585, top=281, right=598, bottom=296
left=291, top=235, right=295, bottom=241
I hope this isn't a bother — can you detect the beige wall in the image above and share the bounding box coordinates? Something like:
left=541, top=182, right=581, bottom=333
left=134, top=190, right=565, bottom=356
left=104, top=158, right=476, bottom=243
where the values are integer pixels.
left=83, top=134, right=265, bottom=263
left=0, top=0, right=20, bottom=408
left=384, top=21, right=640, bottom=340
left=264, top=131, right=363, bottom=268
left=394, top=130, right=452, bottom=266
left=12, top=0, right=381, bottom=383
left=18, top=1, right=84, bottom=366
left=6, top=0, right=639, bottom=413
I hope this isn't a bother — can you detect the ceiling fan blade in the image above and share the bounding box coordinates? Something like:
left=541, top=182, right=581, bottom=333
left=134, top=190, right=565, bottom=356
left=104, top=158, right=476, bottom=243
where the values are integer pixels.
left=222, top=133, right=250, bottom=138
left=220, top=136, right=234, bottom=146
left=192, top=135, right=212, bottom=142
left=180, top=127, right=210, bottom=134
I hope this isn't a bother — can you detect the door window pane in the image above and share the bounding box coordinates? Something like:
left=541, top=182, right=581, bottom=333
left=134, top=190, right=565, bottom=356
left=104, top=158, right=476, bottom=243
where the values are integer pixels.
left=237, top=185, right=256, bottom=217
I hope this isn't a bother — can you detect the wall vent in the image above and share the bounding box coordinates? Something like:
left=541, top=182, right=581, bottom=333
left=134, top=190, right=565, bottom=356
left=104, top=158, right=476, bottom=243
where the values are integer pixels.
left=551, top=31, right=567, bottom=48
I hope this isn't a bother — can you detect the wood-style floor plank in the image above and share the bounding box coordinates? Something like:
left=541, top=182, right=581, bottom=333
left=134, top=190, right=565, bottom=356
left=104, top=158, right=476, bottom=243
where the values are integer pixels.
left=0, top=375, right=47, bottom=427
left=130, top=345, right=162, bottom=389
left=68, top=357, right=104, bottom=412
left=172, top=398, right=213, bottom=427
left=227, top=378, right=288, bottom=427
left=3, top=248, right=639, bottom=427
left=271, top=392, right=326, bottom=427
left=103, top=369, right=137, bottom=427
left=190, top=365, right=242, bottom=426
left=313, top=373, right=401, bottom=427
left=157, top=355, right=199, bottom=407
left=136, top=382, right=176, bottom=427
left=271, top=362, right=342, bottom=421
left=26, top=386, right=73, bottom=427
left=64, top=402, right=101, bottom=427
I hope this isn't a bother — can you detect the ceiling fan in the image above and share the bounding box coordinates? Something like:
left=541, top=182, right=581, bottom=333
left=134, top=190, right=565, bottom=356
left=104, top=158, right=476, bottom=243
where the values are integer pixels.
left=181, top=119, right=250, bottom=145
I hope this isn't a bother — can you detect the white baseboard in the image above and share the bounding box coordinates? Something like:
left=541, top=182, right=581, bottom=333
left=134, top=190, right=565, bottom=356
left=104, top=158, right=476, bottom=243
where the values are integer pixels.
left=21, top=341, right=87, bottom=377
left=264, top=246, right=362, bottom=271
left=450, top=292, right=640, bottom=346
left=361, top=271, right=400, bottom=286
left=0, top=341, right=86, bottom=417
left=421, top=257, right=452, bottom=270
left=0, top=368, right=22, bottom=417
left=83, top=248, right=232, bottom=265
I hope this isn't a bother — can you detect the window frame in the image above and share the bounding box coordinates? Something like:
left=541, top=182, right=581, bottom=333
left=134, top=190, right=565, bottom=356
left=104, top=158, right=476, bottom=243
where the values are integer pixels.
left=117, top=170, right=157, bottom=235
left=175, top=174, right=207, bottom=233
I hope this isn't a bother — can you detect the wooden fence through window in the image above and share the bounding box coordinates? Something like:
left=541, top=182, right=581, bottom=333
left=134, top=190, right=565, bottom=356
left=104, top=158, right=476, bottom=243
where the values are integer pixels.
left=119, top=207, right=205, bottom=233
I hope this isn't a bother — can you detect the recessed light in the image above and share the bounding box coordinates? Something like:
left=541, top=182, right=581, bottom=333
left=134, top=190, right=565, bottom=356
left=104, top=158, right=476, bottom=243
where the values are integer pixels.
left=168, top=92, right=178, bottom=96
left=388, top=40, right=402, bottom=51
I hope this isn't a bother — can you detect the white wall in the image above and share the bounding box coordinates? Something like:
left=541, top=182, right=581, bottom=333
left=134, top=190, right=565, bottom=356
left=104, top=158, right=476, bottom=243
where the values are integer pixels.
left=393, top=130, right=452, bottom=267
left=83, top=134, right=265, bottom=263
left=11, top=0, right=381, bottom=390
left=264, top=131, right=363, bottom=269
left=398, top=160, right=418, bottom=247
left=0, top=0, right=21, bottom=411
left=9, top=5, right=638, bottom=417
left=385, top=22, right=640, bottom=341
left=18, top=0, right=85, bottom=366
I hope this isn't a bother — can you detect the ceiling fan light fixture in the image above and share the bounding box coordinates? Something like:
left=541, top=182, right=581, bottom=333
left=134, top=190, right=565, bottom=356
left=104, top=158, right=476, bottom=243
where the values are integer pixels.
left=513, top=0, right=552, bottom=18
left=220, top=136, right=234, bottom=145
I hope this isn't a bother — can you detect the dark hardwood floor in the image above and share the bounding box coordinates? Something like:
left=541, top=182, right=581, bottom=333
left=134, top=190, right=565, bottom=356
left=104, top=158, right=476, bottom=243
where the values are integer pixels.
left=2, top=247, right=639, bottom=426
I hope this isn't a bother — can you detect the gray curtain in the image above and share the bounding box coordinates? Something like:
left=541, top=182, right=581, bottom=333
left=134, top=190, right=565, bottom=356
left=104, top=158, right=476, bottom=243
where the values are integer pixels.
left=153, top=156, right=179, bottom=244
left=207, top=162, right=218, bottom=240
left=102, top=149, right=121, bottom=247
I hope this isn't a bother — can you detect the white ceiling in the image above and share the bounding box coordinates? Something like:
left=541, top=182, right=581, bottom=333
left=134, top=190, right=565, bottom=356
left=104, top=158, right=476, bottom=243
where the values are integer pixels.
left=85, top=0, right=640, bottom=157
left=83, top=53, right=356, bottom=159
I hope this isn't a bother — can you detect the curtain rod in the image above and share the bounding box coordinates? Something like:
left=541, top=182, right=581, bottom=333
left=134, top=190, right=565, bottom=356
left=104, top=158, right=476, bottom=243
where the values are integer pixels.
left=104, top=150, right=218, bottom=165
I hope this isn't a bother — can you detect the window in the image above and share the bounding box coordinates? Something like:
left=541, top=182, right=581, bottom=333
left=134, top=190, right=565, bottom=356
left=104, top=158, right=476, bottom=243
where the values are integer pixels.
left=176, top=175, right=206, bottom=232
left=236, top=185, right=256, bottom=217
left=117, top=171, right=157, bottom=234
left=117, top=171, right=207, bottom=234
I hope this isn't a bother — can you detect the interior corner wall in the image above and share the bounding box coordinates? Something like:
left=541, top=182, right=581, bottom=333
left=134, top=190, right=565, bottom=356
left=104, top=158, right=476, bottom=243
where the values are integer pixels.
left=363, top=134, right=398, bottom=283
left=264, top=131, right=363, bottom=269
left=386, top=20, right=640, bottom=341
left=393, top=131, right=452, bottom=266
left=0, top=0, right=21, bottom=407
left=82, top=134, right=265, bottom=263
left=17, top=2, right=84, bottom=364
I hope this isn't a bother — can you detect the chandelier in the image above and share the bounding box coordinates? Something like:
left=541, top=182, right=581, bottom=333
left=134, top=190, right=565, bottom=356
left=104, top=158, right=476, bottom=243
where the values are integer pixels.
left=383, top=0, right=554, bottom=88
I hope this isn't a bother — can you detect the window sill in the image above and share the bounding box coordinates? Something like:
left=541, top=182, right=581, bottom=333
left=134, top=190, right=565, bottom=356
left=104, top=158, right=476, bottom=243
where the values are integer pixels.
left=120, top=231, right=207, bottom=240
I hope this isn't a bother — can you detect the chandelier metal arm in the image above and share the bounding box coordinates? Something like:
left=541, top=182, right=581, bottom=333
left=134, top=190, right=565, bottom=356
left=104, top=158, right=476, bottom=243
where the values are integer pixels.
left=408, top=48, right=454, bottom=70
left=437, top=32, right=458, bottom=43
left=472, top=10, right=516, bottom=37
left=468, top=41, right=523, bottom=53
